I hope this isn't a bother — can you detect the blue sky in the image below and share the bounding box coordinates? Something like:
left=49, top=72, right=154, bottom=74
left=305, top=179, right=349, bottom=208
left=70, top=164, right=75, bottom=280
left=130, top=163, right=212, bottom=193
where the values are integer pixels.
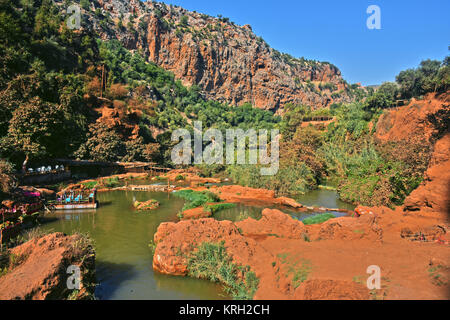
left=157, top=0, right=449, bottom=86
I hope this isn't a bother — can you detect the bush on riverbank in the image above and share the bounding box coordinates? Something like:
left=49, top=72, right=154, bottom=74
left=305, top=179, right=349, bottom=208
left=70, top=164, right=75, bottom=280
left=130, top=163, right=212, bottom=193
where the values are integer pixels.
left=320, top=102, right=430, bottom=207
left=227, top=163, right=316, bottom=197
left=102, top=177, right=120, bottom=188
left=174, top=190, right=220, bottom=211
left=302, top=213, right=336, bottom=225
left=187, top=241, right=259, bottom=300
left=82, top=181, right=98, bottom=189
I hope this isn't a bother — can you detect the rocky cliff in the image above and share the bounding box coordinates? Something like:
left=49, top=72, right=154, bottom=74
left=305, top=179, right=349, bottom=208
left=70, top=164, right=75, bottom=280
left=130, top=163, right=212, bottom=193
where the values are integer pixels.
left=65, top=0, right=351, bottom=112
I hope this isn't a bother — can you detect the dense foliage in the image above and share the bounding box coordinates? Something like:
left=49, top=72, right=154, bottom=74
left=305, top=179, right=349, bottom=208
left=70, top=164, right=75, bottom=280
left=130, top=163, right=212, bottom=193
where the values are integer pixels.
left=174, top=189, right=221, bottom=211
left=0, top=0, right=279, bottom=169
left=301, top=213, right=336, bottom=225
left=0, top=1, right=447, bottom=209
left=396, top=58, right=449, bottom=98
left=187, top=241, right=259, bottom=300
left=227, top=54, right=448, bottom=207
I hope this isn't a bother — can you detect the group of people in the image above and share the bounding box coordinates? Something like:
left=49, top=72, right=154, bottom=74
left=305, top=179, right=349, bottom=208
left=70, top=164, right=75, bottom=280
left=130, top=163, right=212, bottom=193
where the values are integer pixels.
left=57, top=189, right=96, bottom=204
left=27, top=165, right=65, bottom=174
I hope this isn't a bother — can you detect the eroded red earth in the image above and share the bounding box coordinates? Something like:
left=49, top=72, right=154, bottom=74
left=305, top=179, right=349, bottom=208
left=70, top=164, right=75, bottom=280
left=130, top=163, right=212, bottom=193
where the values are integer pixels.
left=153, top=95, right=450, bottom=300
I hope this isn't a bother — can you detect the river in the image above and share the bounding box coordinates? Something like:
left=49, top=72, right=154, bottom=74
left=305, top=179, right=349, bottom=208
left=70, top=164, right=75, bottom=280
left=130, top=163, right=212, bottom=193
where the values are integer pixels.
left=39, top=186, right=354, bottom=300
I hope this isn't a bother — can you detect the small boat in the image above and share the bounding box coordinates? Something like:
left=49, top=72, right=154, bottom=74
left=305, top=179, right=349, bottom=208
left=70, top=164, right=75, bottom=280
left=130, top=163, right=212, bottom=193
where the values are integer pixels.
left=52, top=201, right=99, bottom=210
left=48, top=189, right=99, bottom=211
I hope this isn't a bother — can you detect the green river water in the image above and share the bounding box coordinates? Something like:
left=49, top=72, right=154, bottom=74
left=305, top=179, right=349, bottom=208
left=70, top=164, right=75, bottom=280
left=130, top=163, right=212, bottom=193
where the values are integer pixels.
left=39, top=186, right=354, bottom=300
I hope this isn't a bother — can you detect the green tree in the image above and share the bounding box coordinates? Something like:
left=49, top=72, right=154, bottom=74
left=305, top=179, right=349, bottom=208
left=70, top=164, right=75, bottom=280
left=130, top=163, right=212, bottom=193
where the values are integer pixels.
left=377, top=82, right=399, bottom=100
left=418, top=59, right=441, bottom=93
left=80, top=0, right=90, bottom=10
left=33, top=0, right=60, bottom=39
left=75, top=123, right=126, bottom=162
left=0, top=159, right=17, bottom=194
left=363, top=92, right=393, bottom=114
left=436, top=61, right=450, bottom=92
left=180, top=15, right=188, bottom=26
left=5, top=97, right=68, bottom=162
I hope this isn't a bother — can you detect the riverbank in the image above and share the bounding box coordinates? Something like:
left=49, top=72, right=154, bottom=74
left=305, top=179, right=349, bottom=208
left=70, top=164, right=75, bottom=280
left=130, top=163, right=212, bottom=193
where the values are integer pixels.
left=43, top=169, right=449, bottom=299
left=150, top=162, right=449, bottom=300
left=2, top=162, right=447, bottom=300
left=0, top=231, right=95, bottom=300
left=153, top=205, right=449, bottom=300
left=55, top=171, right=352, bottom=215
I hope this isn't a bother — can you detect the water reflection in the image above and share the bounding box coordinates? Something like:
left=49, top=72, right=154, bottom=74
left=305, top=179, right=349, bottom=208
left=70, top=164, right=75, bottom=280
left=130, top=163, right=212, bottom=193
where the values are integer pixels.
left=38, top=186, right=353, bottom=300
left=39, top=190, right=227, bottom=300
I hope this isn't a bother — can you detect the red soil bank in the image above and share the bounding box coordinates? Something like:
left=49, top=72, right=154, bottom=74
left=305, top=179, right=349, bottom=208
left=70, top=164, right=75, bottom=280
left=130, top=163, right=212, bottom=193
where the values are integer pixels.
left=403, top=133, right=450, bottom=216
left=0, top=233, right=95, bottom=300
left=154, top=204, right=450, bottom=300
left=153, top=207, right=449, bottom=299
left=185, top=184, right=307, bottom=210
left=180, top=206, right=213, bottom=220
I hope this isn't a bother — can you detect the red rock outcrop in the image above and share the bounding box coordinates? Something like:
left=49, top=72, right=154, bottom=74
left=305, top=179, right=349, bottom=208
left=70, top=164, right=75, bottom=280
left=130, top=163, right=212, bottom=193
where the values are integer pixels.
left=237, top=209, right=306, bottom=239
left=375, top=93, right=449, bottom=144
left=72, top=0, right=351, bottom=112
left=403, top=133, right=450, bottom=216
left=180, top=206, right=212, bottom=220
left=374, top=93, right=450, bottom=218
left=306, top=213, right=384, bottom=242
left=153, top=207, right=449, bottom=299
left=0, top=233, right=95, bottom=300
left=190, top=184, right=306, bottom=209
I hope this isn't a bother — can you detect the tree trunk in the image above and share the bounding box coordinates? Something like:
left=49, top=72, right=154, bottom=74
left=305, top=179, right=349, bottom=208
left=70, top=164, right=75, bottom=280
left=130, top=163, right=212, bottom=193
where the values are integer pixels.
left=22, top=154, right=29, bottom=174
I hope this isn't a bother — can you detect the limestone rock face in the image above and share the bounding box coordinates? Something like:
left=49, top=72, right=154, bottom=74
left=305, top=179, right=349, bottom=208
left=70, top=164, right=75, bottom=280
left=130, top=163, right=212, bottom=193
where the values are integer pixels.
left=70, top=0, right=351, bottom=112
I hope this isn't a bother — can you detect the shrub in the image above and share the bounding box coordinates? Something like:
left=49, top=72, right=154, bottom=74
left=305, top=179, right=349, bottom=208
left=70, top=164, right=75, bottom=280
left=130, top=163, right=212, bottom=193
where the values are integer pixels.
left=175, top=174, right=185, bottom=181
left=302, top=213, right=336, bottom=225
left=174, top=190, right=220, bottom=211
left=80, top=0, right=90, bottom=10
left=277, top=253, right=312, bottom=288
left=108, top=83, right=129, bottom=100
left=179, top=15, right=188, bottom=27
left=103, top=177, right=119, bottom=188
left=187, top=241, right=259, bottom=300
left=82, top=181, right=98, bottom=189
left=113, top=99, right=126, bottom=111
